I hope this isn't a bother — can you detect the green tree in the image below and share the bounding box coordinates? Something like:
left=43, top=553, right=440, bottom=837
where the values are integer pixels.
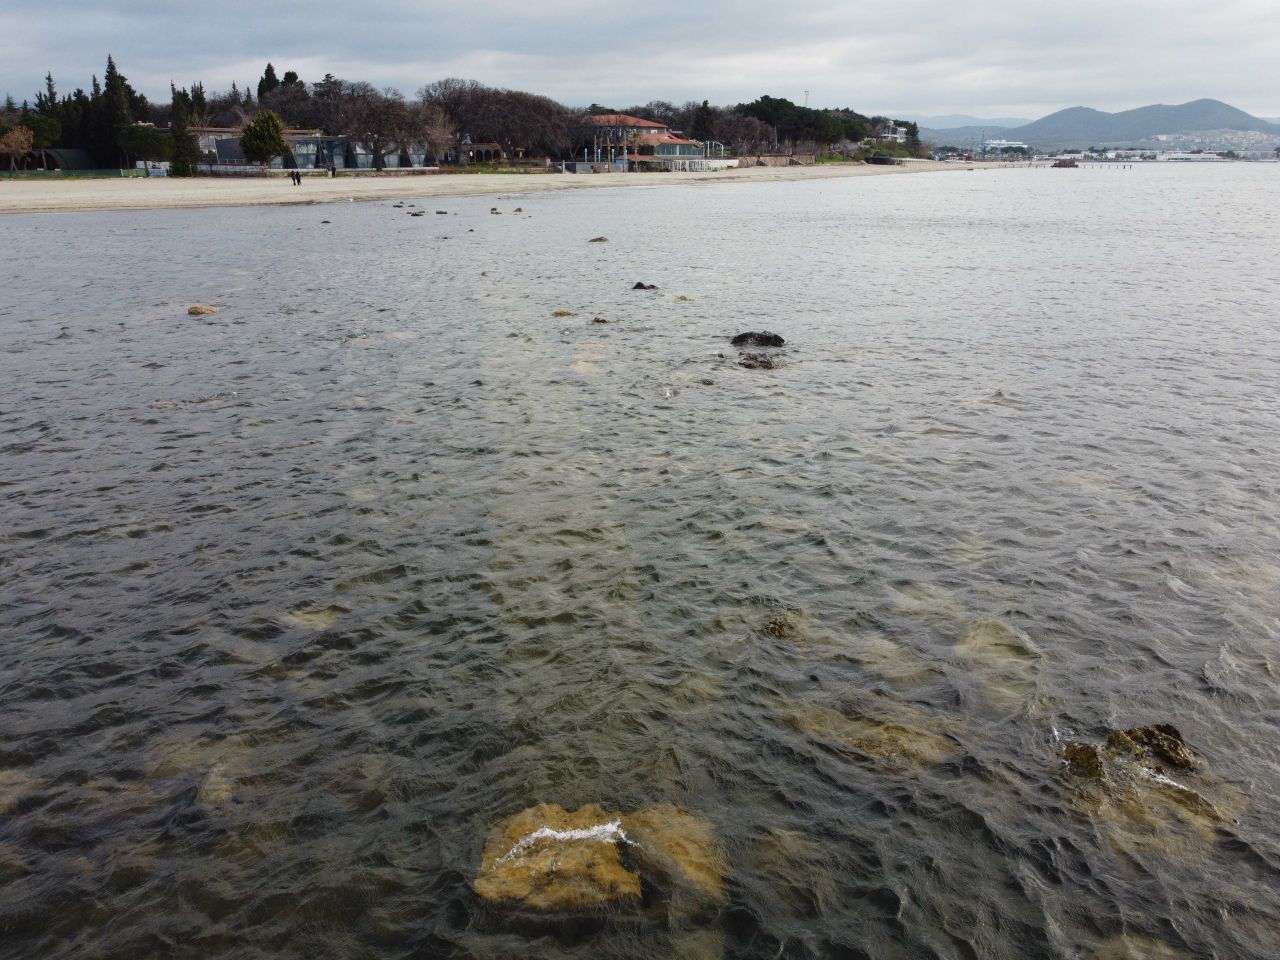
left=689, top=99, right=715, bottom=141
left=20, top=111, right=60, bottom=168
left=240, top=109, right=288, bottom=165
left=118, top=123, right=173, bottom=164
left=257, top=63, right=280, bottom=102
left=35, top=73, right=57, bottom=117
left=169, top=85, right=201, bottom=175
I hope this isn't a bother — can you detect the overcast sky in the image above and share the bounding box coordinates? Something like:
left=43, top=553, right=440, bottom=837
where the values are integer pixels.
left=4, top=0, right=1279, bottom=120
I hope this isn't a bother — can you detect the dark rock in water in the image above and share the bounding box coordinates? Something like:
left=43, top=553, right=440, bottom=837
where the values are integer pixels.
left=320, top=220, right=331, bottom=224
left=588, top=236, right=609, bottom=243
left=1063, top=743, right=1106, bottom=779
left=732, top=331, right=785, bottom=347
left=1107, top=724, right=1195, bottom=771
left=739, top=352, right=783, bottom=370
left=591, top=317, right=608, bottom=324
left=764, top=613, right=801, bottom=640
left=408, top=210, right=425, bottom=216
left=632, top=282, right=658, bottom=290
left=436, top=210, right=447, bottom=214
left=700, top=378, right=715, bottom=386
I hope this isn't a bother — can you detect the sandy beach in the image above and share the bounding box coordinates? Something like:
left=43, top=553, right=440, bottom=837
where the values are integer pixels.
left=0, top=161, right=1008, bottom=215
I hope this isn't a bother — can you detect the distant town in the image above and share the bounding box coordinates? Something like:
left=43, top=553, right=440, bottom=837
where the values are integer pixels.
left=3, top=57, right=1278, bottom=176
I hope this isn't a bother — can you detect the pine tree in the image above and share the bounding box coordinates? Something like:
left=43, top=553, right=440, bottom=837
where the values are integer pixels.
left=191, top=81, right=207, bottom=122
left=35, top=73, right=57, bottom=116
left=101, top=55, right=134, bottom=165
left=257, top=63, right=279, bottom=102
left=169, top=85, right=201, bottom=176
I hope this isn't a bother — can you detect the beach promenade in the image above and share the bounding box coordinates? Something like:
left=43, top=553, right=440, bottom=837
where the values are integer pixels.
left=0, top=161, right=1005, bottom=215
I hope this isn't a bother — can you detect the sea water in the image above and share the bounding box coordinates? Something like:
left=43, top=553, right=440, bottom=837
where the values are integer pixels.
left=2, top=164, right=1279, bottom=958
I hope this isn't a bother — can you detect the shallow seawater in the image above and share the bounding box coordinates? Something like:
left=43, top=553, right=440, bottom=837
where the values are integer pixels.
left=2, top=165, right=1280, bottom=959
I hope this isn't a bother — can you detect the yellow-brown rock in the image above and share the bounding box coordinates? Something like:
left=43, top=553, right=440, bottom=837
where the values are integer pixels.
left=187, top=304, right=219, bottom=315
left=622, top=805, right=726, bottom=906
left=473, top=803, right=641, bottom=911
left=783, top=702, right=957, bottom=769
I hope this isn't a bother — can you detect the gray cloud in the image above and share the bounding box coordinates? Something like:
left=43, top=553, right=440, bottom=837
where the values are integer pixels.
left=3, top=0, right=1278, bottom=118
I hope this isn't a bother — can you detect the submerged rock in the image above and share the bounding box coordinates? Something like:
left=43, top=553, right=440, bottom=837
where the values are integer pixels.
left=474, top=803, right=640, bottom=912
left=763, top=612, right=802, bottom=640
left=284, top=604, right=346, bottom=629
left=187, top=304, right=219, bottom=316
left=738, top=352, right=783, bottom=370
left=731, top=331, right=785, bottom=347
left=591, top=316, right=608, bottom=324
left=588, top=235, right=609, bottom=242
left=1062, top=722, right=1242, bottom=860
left=552, top=309, right=575, bottom=317
left=632, top=281, right=658, bottom=290
left=1063, top=742, right=1106, bottom=779
left=474, top=803, right=726, bottom=922
left=1106, top=724, right=1195, bottom=772
left=1092, top=935, right=1189, bottom=960
left=622, top=805, right=727, bottom=916
left=784, top=701, right=958, bottom=769
left=0, top=770, right=40, bottom=814
left=957, top=619, right=1041, bottom=711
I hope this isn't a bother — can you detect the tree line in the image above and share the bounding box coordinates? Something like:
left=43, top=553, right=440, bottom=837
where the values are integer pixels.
left=2, top=56, right=928, bottom=173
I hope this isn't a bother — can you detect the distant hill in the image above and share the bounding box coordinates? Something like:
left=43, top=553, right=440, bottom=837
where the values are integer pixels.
left=919, top=124, right=1010, bottom=146
left=1010, top=99, right=1280, bottom=147
left=921, top=99, right=1280, bottom=150
left=904, top=113, right=1030, bottom=129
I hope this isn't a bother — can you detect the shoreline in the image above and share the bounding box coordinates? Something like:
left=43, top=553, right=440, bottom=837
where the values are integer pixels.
left=0, top=161, right=1013, bottom=215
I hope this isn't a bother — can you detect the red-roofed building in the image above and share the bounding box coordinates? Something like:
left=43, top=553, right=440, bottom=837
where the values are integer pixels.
left=571, top=113, right=708, bottom=171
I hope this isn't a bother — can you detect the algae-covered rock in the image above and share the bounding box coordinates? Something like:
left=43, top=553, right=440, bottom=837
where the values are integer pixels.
left=1063, top=742, right=1106, bottom=779
left=1092, top=934, right=1188, bottom=960
left=1106, top=724, right=1195, bottom=772
left=763, top=612, right=802, bottom=640
left=187, top=304, right=219, bottom=315
left=622, top=805, right=726, bottom=909
left=784, top=701, right=957, bottom=769
left=957, top=619, right=1041, bottom=711
left=474, top=802, right=726, bottom=929
left=474, top=803, right=641, bottom=912
left=738, top=352, right=783, bottom=370
left=1062, top=723, right=1242, bottom=861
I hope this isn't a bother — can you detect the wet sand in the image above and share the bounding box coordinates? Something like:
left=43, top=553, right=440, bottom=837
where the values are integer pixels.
left=0, top=161, right=1007, bottom=215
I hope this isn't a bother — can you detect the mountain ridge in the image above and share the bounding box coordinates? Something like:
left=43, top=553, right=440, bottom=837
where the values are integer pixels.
left=922, top=98, right=1279, bottom=148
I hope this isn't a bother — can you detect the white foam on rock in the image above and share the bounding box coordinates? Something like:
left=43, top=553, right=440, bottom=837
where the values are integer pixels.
left=499, top=820, right=631, bottom=862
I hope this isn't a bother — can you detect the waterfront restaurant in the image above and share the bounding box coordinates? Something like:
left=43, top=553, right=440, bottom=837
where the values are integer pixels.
left=575, top=113, right=707, bottom=171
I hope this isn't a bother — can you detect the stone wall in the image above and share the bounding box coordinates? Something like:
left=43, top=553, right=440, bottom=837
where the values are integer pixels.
left=736, top=155, right=816, bottom=167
